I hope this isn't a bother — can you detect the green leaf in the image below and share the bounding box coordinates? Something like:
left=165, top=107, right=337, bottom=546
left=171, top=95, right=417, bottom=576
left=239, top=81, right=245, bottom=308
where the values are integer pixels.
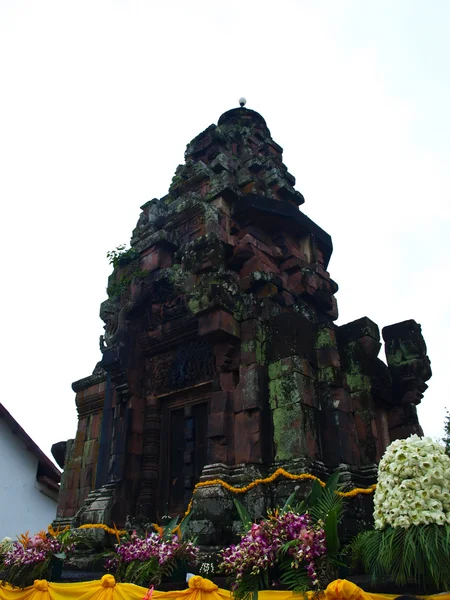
left=179, top=512, right=192, bottom=537
left=233, top=496, right=253, bottom=530
left=325, top=471, right=341, bottom=492
left=162, top=517, right=179, bottom=537
left=306, top=479, right=323, bottom=508
left=323, top=508, right=339, bottom=555
left=281, top=489, right=298, bottom=514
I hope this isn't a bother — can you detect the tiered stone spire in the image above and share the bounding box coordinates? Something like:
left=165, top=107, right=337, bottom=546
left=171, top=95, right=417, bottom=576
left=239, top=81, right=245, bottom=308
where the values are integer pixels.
left=54, top=105, right=431, bottom=545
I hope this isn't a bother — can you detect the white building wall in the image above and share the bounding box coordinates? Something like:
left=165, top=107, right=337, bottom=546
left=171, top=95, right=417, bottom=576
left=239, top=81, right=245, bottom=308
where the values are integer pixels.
left=0, top=418, right=57, bottom=539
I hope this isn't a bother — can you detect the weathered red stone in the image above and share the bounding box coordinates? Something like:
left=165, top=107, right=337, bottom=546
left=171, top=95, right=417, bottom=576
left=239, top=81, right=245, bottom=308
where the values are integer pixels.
left=53, top=105, right=432, bottom=549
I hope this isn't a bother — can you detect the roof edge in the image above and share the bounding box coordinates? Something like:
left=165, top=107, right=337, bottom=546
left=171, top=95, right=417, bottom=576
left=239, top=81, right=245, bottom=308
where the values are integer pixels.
left=0, top=403, right=61, bottom=483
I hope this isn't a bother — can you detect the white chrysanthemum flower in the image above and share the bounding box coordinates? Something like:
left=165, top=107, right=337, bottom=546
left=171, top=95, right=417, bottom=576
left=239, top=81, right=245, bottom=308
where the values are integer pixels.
left=374, top=435, right=450, bottom=529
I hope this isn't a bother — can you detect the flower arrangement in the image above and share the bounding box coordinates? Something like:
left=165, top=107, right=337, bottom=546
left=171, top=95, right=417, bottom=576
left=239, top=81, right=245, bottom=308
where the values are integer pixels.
left=219, top=512, right=326, bottom=593
left=350, top=435, right=450, bottom=592
left=218, top=472, right=344, bottom=598
left=0, top=528, right=74, bottom=588
left=106, top=517, right=198, bottom=587
left=374, top=435, right=450, bottom=529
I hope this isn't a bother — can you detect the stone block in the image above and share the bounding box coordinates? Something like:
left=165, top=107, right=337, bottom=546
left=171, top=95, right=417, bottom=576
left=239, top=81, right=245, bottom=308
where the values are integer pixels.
left=214, top=340, right=240, bottom=371
left=140, top=245, right=172, bottom=272
left=198, top=309, right=240, bottom=340
left=68, top=467, right=81, bottom=491
left=77, top=486, right=91, bottom=506
left=131, top=406, right=145, bottom=436
left=267, top=313, right=315, bottom=362
left=280, top=256, right=309, bottom=273
left=387, top=403, right=419, bottom=429
left=315, top=325, right=337, bottom=349
left=286, top=271, right=305, bottom=295
left=237, top=225, right=272, bottom=247
left=219, top=371, right=238, bottom=391
left=207, top=437, right=229, bottom=464
left=389, top=423, right=423, bottom=441
left=279, top=290, right=295, bottom=306
left=89, top=413, right=101, bottom=440
left=255, top=283, right=279, bottom=298
left=268, top=356, right=314, bottom=380
left=127, top=433, right=144, bottom=456
left=317, top=346, right=341, bottom=369
left=241, top=339, right=257, bottom=365
left=325, top=295, right=339, bottom=321
left=344, top=372, right=372, bottom=393
left=354, top=413, right=368, bottom=442
left=272, top=232, right=303, bottom=259
left=272, top=403, right=306, bottom=461
left=82, top=439, right=98, bottom=466
left=80, top=464, right=94, bottom=488
left=234, top=364, right=267, bottom=412
left=210, top=391, right=230, bottom=413
left=321, top=410, right=359, bottom=466
left=241, top=319, right=258, bottom=341
left=234, top=410, right=264, bottom=463
left=338, top=317, right=380, bottom=345
left=211, top=196, right=231, bottom=216
left=318, top=366, right=345, bottom=387
left=207, top=411, right=227, bottom=438
left=240, top=254, right=280, bottom=279
left=269, top=372, right=317, bottom=409
left=237, top=233, right=283, bottom=260
left=320, top=387, right=351, bottom=412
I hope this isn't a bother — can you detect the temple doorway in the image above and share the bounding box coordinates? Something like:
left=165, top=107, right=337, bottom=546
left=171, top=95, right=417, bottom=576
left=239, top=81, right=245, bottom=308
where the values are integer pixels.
left=159, top=385, right=210, bottom=518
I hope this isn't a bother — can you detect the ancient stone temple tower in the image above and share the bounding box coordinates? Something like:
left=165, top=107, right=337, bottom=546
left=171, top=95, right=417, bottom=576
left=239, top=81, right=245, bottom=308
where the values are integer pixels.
left=54, top=106, right=431, bottom=542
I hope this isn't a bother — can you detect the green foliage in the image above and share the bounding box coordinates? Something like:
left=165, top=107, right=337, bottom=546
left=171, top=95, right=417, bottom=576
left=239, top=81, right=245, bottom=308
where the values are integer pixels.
left=349, top=524, right=450, bottom=592
left=280, top=490, right=299, bottom=515
left=107, top=245, right=138, bottom=269
left=225, top=572, right=259, bottom=600
left=115, top=555, right=175, bottom=588
left=278, top=473, right=344, bottom=591
left=106, top=244, right=143, bottom=298
left=308, top=473, right=343, bottom=556
left=105, top=515, right=197, bottom=587
left=232, top=496, right=253, bottom=531
left=443, top=408, right=450, bottom=456
left=0, top=555, right=54, bottom=589
left=107, top=269, right=147, bottom=298
left=278, top=564, right=311, bottom=596
left=229, top=471, right=345, bottom=595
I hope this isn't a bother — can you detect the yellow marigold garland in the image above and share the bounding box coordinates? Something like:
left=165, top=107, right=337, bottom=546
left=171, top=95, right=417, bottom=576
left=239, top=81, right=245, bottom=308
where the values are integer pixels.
left=46, top=469, right=376, bottom=535
left=78, top=523, right=127, bottom=537
left=181, top=468, right=377, bottom=521
left=47, top=523, right=126, bottom=542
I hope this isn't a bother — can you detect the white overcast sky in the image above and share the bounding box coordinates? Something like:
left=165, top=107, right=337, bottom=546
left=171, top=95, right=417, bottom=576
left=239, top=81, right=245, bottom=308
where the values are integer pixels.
left=1, top=1, right=449, bottom=462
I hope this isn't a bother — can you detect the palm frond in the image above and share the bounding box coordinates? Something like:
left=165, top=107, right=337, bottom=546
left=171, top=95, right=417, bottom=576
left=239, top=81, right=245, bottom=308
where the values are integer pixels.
left=228, top=572, right=259, bottom=600
left=349, top=525, right=450, bottom=592
left=279, top=559, right=311, bottom=594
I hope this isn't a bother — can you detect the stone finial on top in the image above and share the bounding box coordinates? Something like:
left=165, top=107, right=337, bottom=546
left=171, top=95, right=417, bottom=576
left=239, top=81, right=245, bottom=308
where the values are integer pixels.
left=239, top=97, right=247, bottom=107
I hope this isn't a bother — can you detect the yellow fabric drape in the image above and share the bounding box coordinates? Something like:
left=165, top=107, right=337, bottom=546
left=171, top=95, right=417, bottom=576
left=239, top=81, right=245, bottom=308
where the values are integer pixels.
left=0, top=577, right=449, bottom=600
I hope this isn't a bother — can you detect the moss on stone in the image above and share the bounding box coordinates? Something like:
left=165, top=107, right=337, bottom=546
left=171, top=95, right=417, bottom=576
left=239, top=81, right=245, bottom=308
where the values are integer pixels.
left=346, top=372, right=371, bottom=393
left=272, top=403, right=304, bottom=461
left=255, top=322, right=267, bottom=365
left=315, top=327, right=334, bottom=349
left=269, top=373, right=304, bottom=409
